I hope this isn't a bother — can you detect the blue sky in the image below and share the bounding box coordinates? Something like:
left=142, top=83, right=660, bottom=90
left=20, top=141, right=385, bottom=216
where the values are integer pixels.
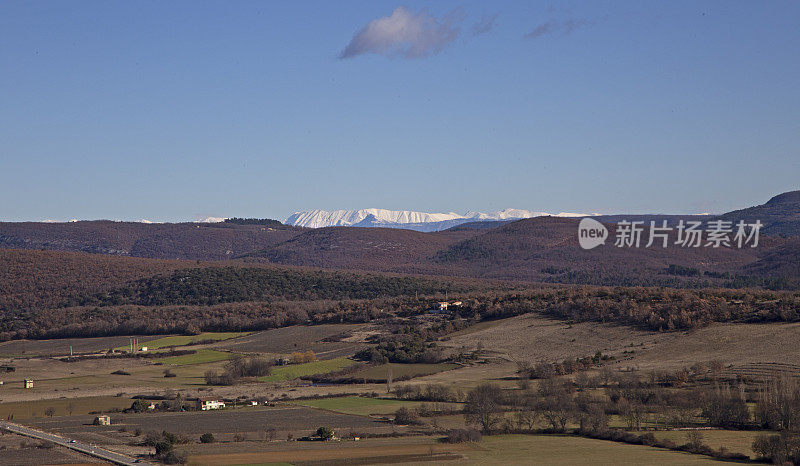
left=1, top=1, right=798, bottom=222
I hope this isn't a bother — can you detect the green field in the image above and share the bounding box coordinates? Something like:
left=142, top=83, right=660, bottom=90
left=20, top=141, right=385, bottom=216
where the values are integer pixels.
left=115, top=332, right=249, bottom=351
left=0, top=395, right=134, bottom=420
left=349, top=362, right=459, bottom=382
left=259, top=357, right=356, bottom=382
left=160, top=349, right=233, bottom=365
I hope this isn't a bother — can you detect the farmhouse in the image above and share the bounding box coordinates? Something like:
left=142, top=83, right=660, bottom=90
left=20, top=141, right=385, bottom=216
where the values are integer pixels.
left=432, top=301, right=462, bottom=313
left=197, top=397, right=225, bottom=410
left=23, top=379, right=33, bottom=389
left=94, top=415, right=111, bottom=426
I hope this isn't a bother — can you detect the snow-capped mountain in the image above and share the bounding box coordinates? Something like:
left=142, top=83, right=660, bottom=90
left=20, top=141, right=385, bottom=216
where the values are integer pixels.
left=285, top=208, right=597, bottom=232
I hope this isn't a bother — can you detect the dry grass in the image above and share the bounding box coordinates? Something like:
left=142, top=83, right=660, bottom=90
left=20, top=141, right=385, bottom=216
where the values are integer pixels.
left=440, top=313, right=800, bottom=373
left=0, top=395, right=133, bottom=420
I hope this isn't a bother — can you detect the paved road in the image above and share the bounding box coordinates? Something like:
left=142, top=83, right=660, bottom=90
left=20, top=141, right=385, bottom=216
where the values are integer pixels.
left=0, top=420, right=151, bottom=465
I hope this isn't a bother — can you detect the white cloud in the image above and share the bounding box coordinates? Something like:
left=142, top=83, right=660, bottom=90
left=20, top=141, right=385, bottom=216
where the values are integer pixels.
left=525, top=18, right=591, bottom=39
left=339, top=6, right=462, bottom=59
left=472, top=13, right=498, bottom=36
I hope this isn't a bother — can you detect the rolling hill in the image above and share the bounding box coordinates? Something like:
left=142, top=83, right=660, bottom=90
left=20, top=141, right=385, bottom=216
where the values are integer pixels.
left=721, top=190, right=800, bottom=236
left=0, top=220, right=303, bottom=260
left=0, top=190, right=798, bottom=288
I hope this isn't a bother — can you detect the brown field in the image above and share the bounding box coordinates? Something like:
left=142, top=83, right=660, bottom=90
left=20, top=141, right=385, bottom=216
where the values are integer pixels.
left=440, top=313, right=800, bottom=373
left=0, top=354, right=233, bottom=403
left=180, top=434, right=724, bottom=465
left=349, top=363, right=460, bottom=382
left=218, top=324, right=369, bottom=359
left=27, top=405, right=395, bottom=441
left=0, top=335, right=163, bottom=357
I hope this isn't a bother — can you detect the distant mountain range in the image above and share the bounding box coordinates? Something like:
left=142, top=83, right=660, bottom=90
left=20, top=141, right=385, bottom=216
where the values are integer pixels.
left=284, top=208, right=597, bottom=232
left=0, top=190, right=798, bottom=288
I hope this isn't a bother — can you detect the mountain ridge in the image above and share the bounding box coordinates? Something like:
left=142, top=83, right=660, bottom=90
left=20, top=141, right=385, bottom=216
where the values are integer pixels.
left=285, top=208, right=596, bottom=231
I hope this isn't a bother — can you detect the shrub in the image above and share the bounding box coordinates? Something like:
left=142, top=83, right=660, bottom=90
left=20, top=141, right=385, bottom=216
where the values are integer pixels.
left=445, top=428, right=482, bottom=443
left=394, top=407, right=421, bottom=425
left=199, top=433, right=215, bottom=444
left=316, top=426, right=334, bottom=440
left=291, top=351, right=317, bottom=364
left=154, top=440, right=173, bottom=456
left=161, top=450, right=187, bottom=464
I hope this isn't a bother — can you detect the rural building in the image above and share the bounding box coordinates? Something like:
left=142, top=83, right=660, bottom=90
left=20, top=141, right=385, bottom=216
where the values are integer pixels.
left=23, top=379, right=33, bottom=389
left=0, top=365, right=15, bottom=373
left=197, top=397, right=225, bottom=410
left=94, top=415, right=111, bottom=426
left=434, top=301, right=462, bottom=312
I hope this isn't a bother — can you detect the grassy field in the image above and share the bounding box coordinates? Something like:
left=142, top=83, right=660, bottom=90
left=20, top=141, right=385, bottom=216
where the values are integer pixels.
left=0, top=395, right=134, bottom=420
left=291, top=395, right=463, bottom=417
left=159, top=349, right=233, bottom=365
left=440, top=313, right=800, bottom=373
left=114, top=332, right=249, bottom=351
left=290, top=396, right=417, bottom=416
left=182, top=434, right=724, bottom=465
left=349, top=362, right=459, bottom=382
left=643, top=429, right=765, bottom=459
left=218, top=324, right=364, bottom=355
left=465, top=434, right=722, bottom=465
left=184, top=436, right=466, bottom=465
left=259, top=357, right=357, bottom=382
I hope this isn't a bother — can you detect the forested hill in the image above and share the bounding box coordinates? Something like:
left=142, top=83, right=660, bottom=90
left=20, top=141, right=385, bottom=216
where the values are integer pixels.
left=0, top=248, right=478, bottom=314
left=721, top=190, right=800, bottom=237
left=0, top=220, right=302, bottom=260
left=0, top=191, right=799, bottom=289
left=67, top=266, right=470, bottom=308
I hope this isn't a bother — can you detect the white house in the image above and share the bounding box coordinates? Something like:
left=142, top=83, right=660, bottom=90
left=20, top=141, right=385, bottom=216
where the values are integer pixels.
left=197, top=397, right=225, bottom=411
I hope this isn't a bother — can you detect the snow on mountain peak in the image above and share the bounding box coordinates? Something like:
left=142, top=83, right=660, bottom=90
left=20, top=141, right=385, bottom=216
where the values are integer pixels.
left=285, top=208, right=598, bottom=231
left=285, top=208, right=463, bottom=229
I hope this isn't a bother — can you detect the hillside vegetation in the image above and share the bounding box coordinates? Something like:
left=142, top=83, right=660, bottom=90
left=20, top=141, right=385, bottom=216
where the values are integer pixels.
left=1, top=191, right=799, bottom=289
left=70, top=266, right=469, bottom=307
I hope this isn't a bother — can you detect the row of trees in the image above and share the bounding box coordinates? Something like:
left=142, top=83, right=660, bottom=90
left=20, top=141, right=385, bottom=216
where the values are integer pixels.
left=455, top=368, right=800, bottom=463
